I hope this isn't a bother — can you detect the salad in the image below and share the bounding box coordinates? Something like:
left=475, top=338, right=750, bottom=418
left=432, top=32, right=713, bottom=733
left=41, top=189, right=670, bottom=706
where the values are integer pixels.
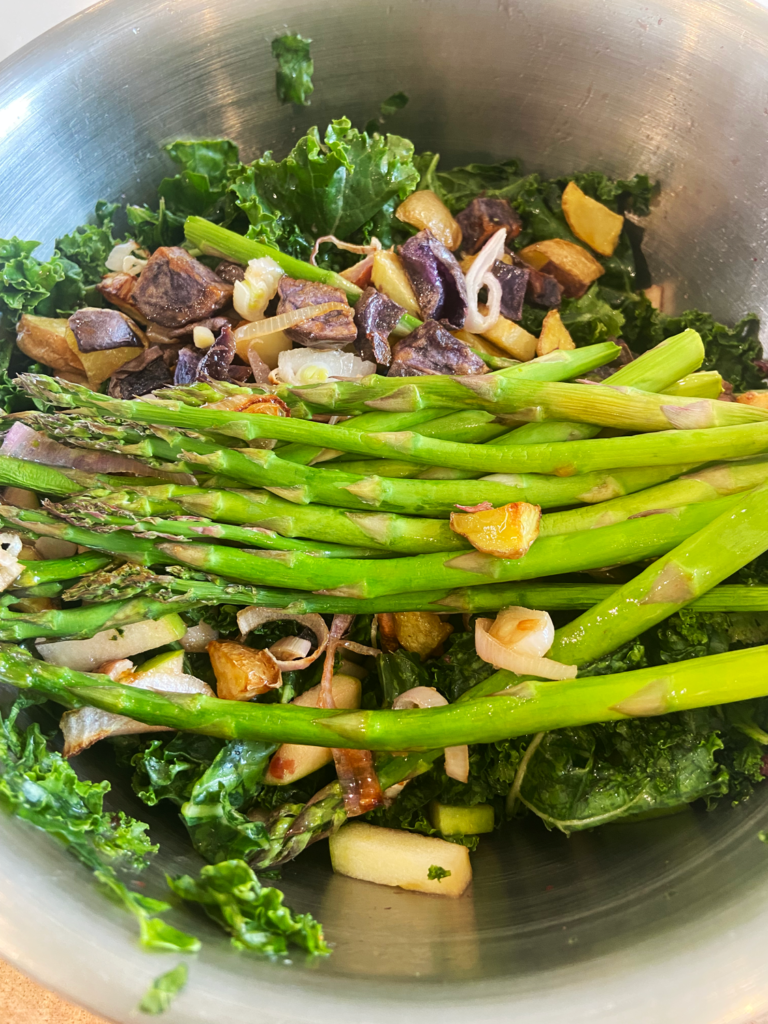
left=3, top=33, right=768, bottom=1009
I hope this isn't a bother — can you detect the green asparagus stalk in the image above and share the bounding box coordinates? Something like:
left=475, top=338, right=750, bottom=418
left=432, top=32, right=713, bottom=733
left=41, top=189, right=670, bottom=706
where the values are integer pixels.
left=149, top=496, right=742, bottom=598
left=26, top=377, right=768, bottom=478
left=275, top=343, right=621, bottom=413
left=36, top=413, right=696, bottom=515
left=45, top=500, right=389, bottom=559
left=3, top=641, right=768, bottom=750
left=71, top=566, right=768, bottom=616
left=0, top=595, right=202, bottom=641
left=14, top=553, right=112, bottom=587
left=487, top=328, right=705, bottom=448
left=663, top=372, right=723, bottom=399
left=548, top=480, right=768, bottom=666
left=184, top=217, right=363, bottom=300
left=539, top=457, right=768, bottom=537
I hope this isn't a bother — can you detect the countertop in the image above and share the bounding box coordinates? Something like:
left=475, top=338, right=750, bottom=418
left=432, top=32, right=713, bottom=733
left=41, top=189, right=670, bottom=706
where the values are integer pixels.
left=1, top=12, right=110, bottom=1024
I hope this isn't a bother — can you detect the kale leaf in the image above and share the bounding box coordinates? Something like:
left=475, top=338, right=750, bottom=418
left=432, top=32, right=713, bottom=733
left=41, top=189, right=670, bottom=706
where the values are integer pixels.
left=54, top=199, right=120, bottom=288
left=0, top=698, right=199, bottom=952
left=167, top=859, right=330, bottom=957
left=272, top=34, right=314, bottom=106
left=427, top=865, right=451, bottom=882
left=232, top=118, right=419, bottom=255
left=124, top=733, right=224, bottom=807
left=138, top=963, right=188, bottom=1016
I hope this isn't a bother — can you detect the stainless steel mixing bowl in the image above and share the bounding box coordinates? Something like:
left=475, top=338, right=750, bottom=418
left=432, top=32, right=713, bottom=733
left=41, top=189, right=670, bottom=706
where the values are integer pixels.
left=2, top=0, right=768, bottom=1020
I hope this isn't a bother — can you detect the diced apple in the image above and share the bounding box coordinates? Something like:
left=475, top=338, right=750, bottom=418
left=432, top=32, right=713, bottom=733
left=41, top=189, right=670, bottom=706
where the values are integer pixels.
left=393, top=611, right=453, bottom=659
left=429, top=801, right=494, bottom=837
left=371, top=251, right=421, bottom=315
left=208, top=640, right=281, bottom=701
left=450, top=501, right=541, bottom=558
left=135, top=650, right=185, bottom=679
left=36, top=614, right=187, bottom=672
left=518, top=238, right=604, bottom=298
left=481, top=316, right=538, bottom=361
left=561, top=181, right=624, bottom=257
left=536, top=309, right=575, bottom=357
left=264, top=674, right=361, bottom=785
left=329, top=822, right=472, bottom=897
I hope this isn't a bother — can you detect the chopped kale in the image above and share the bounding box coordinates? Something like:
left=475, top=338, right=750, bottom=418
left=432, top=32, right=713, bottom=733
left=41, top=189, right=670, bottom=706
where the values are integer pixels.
left=427, top=864, right=451, bottom=882
left=138, top=963, right=188, bottom=1016
left=272, top=34, right=314, bottom=106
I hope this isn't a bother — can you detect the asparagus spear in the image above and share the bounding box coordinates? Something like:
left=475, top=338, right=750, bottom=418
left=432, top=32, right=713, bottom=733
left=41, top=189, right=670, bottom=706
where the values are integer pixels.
left=67, top=567, right=768, bottom=616
left=14, top=553, right=112, bottom=587
left=33, top=412, right=695, bottom=514
left=46, top=500, right=389, bottom=559
left=0, top=595, right=202, bottom=641
left=488, top=328, right=705, bottom=448
left=151, top=496, right=741, bottom=598
left=663, top=372, right=723, bottom=399
left=548, top=479, right=768, bottom=665
left=539, top=457, right=768, bottom=536
left=3, top=640, right=768, bottom=749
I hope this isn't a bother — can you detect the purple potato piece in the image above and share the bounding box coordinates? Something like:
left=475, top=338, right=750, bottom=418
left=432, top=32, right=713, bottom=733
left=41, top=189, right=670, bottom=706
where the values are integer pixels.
left=508, top=252, right=562, bottom=308
left=68, top=308, right=143, bottom=352
left=174, top=346, right=203, bottom=385
left=196, top=325, right=239, bottom=381
left=276, top=277, right=357, bottom=347
left=455, top=198, right=522, bottom=255
left=388, top=320, right=487, bottom=377
left=132, top=247, right=234, bottom=328
left=108, top=353, right=172, bottom=399
left=353, top=286, right=405, bottom=366
left=398, top=230, right=468, bottom=328
left=215, top=260, right=246, bottom=284
left=491, top=260, right=529, bottom=322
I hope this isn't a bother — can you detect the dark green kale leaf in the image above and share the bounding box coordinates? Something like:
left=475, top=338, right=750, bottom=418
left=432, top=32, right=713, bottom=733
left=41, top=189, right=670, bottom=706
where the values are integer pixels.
left=578, top=638, right=647, bottom=677
left=520, top=283, right=625, bottom=346
left=272, top=34, right=314, bottom=106
left=376, top=649, right=431, bottom=707
left=180, top=739, right=277, bottom=863
left=514, top=713, right=732, bottom=833
left=414, top=153, right=523, bottom=212
left=0, top=238, right=84, bottom=323
left=0, top=698, right=198, bottom=952
left=428, top=628, right=496, bottom=702
left=127, top=140, right=243, bottom=248
left=54, top=199, right=120, bottom=288
left=138, top=963, right=188, bottom=1016
left=366, top=92, right=410, bottom=134
left=167, top=859, right=330, bottom=957
left=232, top=118, right=420, bottom=253
left=124, top=733, right=224, bottom=807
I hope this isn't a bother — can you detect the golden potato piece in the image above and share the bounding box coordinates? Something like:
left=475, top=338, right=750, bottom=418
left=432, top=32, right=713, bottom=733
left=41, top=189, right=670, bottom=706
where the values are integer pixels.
left=536, top=309, right=575, bottom=357
left=450, top=501, right=541, bottom=558
left=518, top=238, right=603, bottom=298
left=16, top=314, right=85, bottom=375
left=371, top=250, right=420, bottom=315
left=264, top=674, right=362, bottom=785
left=481, top=315, right=538, bottom=361
left=561, top=181, right=624, bottom=257
left=393, top=611, right=453, bottom=659
left=208, top=640, right=281, bottom=701
left=395, top=190, right=463, bottom=251
left=65, top=329, right=144, bottom=387
left=737, top=391, right=768, bottom=409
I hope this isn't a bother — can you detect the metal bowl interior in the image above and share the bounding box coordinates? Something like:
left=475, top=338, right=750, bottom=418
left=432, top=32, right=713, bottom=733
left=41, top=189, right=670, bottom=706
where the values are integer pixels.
left=2, top=0, right=768, bottom=1021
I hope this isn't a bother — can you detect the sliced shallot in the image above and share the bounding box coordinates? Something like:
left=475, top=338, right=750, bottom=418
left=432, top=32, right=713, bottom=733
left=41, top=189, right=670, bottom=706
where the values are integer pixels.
left=237, top=607, right=329, bottom=671
left=269, top=635, right=312, bottom=662
left=463, top=228, right=506, bottom=334
left=475, top=616, right=577, bottom=680
left=310, top=235, right=382, bottom=266
left=392, top=686, right=469, bottom=783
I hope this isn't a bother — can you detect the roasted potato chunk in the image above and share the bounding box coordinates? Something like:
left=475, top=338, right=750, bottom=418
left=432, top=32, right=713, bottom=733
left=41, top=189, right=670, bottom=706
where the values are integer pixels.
left=481, top=315, right=538, bottom=361
left=536, top=308, right=575, bottom=357
left=561, top=181, right=624, bottom=257
left=208, top=640, right=281, bottom=700
left=518, top=238, right=603, bottom=299
left=737, top=390, right=768, bottom=409
left=395, top=190, right=463, bottom=250
left=450, top=501, right=541, bottom=558
left=132, top=246, right=234, bottom=328
left=371, top=250, right=421, bottom=315
left=16, top=314, right=86, bottom=375
left=393, top=611, right=453, bottom=659
left=66, top=307, right=146, bottom=386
